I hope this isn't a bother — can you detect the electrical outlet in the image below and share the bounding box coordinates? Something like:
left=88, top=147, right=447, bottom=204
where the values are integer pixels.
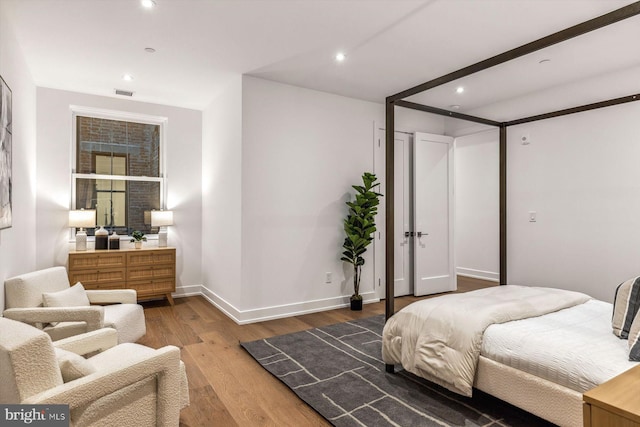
left=325, top=272, right=332, bottom=283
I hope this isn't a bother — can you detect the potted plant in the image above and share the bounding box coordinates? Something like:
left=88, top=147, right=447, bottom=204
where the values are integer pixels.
left=130, top=230, right=147, bottom=249
left=341, top=172, right=382, bottom=310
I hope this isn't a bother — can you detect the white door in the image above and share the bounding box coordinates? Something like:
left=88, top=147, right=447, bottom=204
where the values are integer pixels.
left=394, top=132, right=412, bottom=296
left=374, top=129, right=413, bottom=298
left=413, top=132, right=456, bottom=296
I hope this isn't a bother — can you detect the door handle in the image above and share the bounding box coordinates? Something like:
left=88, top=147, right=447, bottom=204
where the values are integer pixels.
left=417, top=231, right=428, bottom=238
left=404, top=231, right=412, bottom=238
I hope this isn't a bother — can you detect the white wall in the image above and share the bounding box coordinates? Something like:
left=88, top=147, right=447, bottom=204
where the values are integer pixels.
left=201, top=76, right=243, bottom=315
left=508, top=101, right=640, bottom=302
left=239, top=76, right=385, bottom=321
left=35, top=88, right=203, bottom=291
left=0, top=7, right=37, bottom=312
left=454, top=129, right=499, bottom=281
left=201, top=76, right=445, bottom=323
left=200, top=76, right=446, bottom=323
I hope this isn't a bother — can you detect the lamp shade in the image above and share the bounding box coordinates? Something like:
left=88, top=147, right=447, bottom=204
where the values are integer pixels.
left=151, top=210, right=174, bottom=227
left=69, top=209, right=96, bottom=228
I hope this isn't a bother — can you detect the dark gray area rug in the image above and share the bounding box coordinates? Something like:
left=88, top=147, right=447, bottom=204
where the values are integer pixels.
left=241, top=314, right=555, bottom=427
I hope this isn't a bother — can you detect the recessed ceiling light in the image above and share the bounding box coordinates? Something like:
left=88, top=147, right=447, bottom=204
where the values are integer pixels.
left=449, top=105, right=461, bottom=110
left=144, top=47, right=156, bottom=53
left=539, top=58, right=551, bottom=64
left=335, top=52, right=346, bottom=62
left=122, top=74, right=134, bottom=81
left=455, top=86, right=465, bottom=94
left=141, top=0, right=156, bottom=8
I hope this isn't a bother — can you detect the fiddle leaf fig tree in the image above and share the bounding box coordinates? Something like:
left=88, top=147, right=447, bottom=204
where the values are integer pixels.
left=341, top=172, right=382, bottom=303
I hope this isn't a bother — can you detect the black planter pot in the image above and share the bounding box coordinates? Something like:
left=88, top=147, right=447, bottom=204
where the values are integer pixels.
left=350, top=298, right=363, bottom=311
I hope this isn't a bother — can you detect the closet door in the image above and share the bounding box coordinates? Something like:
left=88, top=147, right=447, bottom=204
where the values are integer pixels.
left=413, top=132, right=456, bottom=296
left=374, top=130, right=413, bottom=298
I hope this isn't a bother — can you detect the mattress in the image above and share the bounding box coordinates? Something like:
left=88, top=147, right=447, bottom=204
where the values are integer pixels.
left=481, top=299, right=638, bottom=393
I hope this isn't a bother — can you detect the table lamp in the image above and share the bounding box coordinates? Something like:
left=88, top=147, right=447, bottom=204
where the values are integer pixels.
left=151, top=210, right=173, bottom=247
left=69, top=209, right=96, bottom=251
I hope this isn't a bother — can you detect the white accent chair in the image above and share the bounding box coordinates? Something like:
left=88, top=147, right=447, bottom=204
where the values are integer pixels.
left=0, top=317, right=189, bottom=426
left=3, top=266, right=146, bottom=343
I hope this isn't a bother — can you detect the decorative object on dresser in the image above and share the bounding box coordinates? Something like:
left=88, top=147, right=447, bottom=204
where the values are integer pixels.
left=129, top=230, right=146, bottom=249
left=68, top=209, right=96, bottom=251
left=94, top=225, right=108, bottom=250
left=68, top=247, right=176, bottom=305
left=151, top=209, right=173, bottom=247
left=108, top=230, right=120, bottom=250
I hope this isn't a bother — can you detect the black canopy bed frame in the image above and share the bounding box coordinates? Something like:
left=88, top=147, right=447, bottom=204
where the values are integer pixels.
left=383, top=1, right=640, bottom=324
left=381, top=4, right=640, bottom=425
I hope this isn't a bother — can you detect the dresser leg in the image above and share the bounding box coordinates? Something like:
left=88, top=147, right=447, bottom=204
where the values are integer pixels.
left=166, top=293, right=175, bottom=306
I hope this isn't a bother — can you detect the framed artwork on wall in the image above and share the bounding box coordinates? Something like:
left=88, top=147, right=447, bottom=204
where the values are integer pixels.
left=0, top=75, right=12, bottom=230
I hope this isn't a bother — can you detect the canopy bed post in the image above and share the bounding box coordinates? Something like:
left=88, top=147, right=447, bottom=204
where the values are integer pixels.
left=385, top=98, right=395, bottom=374
left=500, top=125, right=507, bottom=285
left=384, top=98, right=395, bottom=322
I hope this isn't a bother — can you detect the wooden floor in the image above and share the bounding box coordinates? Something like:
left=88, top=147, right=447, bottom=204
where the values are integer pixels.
left=137, top=276, right=496, bottom=426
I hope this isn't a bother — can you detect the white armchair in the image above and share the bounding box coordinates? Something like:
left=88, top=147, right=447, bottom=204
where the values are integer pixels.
left=0, top=317, right=189, bottom=426
left=3, top=266, right=146, bottom=343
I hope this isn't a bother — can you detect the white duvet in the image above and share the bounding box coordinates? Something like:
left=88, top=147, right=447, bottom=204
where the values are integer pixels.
left=482, top=299, right=638, bottom=393
left=382, top=285, right=591, bottom=396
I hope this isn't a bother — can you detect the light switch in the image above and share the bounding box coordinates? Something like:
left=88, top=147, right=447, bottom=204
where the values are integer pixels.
left=529, top=211, right=537, bottom=222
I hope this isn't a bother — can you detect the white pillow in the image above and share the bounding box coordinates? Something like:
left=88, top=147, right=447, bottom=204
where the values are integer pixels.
left=42, top=282, right=90, bottom=327
left=629, top=311, right=640, bottom=361
left=612, top=277, right=640, bottom=339
left=43, top=282, right=90, bottom=308
left=54, top=347, right=96, bottom=382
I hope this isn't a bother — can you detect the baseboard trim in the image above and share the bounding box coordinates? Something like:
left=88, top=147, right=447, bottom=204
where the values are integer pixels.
left=456, top=267, right=499, bottom=282
left=173, top=285, right=380, bottom=325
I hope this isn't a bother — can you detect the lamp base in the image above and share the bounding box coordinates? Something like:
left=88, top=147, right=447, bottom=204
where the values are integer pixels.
left=158, top=228, right=168, bottom=247
left=75, top=230, right=88, bottom=251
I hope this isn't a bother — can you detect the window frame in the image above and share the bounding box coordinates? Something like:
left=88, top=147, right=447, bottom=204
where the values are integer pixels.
left=92, top=152, right=128, bottom=227
left=70, top=106, right=168, bottom=242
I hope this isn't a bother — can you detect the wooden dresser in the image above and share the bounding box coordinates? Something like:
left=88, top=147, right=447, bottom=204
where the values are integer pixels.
left=583, top=364, right=640, bottom=427
left=68, top=247, right=176, bottom=305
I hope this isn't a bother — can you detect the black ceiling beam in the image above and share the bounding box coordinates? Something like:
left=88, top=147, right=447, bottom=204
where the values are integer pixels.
left=388, top=1, right=640, bottom=103
left=395, top=100, right=502, bottom=127
left=505, top=93, right=640, bottom=126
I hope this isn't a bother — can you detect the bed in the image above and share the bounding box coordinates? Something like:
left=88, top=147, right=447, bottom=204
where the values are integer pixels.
left=381, top=5, right=640, bottom=425
left=382, top=285, right=640, bottom=427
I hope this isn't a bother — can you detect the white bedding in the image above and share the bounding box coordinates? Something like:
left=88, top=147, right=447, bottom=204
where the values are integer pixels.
left=481, top=299, right=638, bottom=393
left=382, top=285, right=591, bottom=396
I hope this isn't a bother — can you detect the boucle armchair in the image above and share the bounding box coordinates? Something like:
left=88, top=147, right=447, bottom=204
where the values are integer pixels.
left=3, top=266, right=145, bottom=343
left=0, top=317, right=189, bottom=426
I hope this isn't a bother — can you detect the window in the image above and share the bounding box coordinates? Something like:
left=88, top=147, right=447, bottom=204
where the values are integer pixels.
left=72, top=108, right=166, bottom=237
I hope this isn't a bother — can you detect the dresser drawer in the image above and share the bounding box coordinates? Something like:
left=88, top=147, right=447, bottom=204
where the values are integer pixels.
left=69, top=252, right=127, bottom=270
left=129, top=278, right=176, bottom=297
left=82, top=282, right=126, bottom=290
left=127, top=250, right=175, bottom=267
left=69, top=268, right=126, bottom=287
left=127, top=265, right=175, bottom=281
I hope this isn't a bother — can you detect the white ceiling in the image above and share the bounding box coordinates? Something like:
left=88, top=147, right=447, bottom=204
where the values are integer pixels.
left=2, top=0, right=639, bottom=119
